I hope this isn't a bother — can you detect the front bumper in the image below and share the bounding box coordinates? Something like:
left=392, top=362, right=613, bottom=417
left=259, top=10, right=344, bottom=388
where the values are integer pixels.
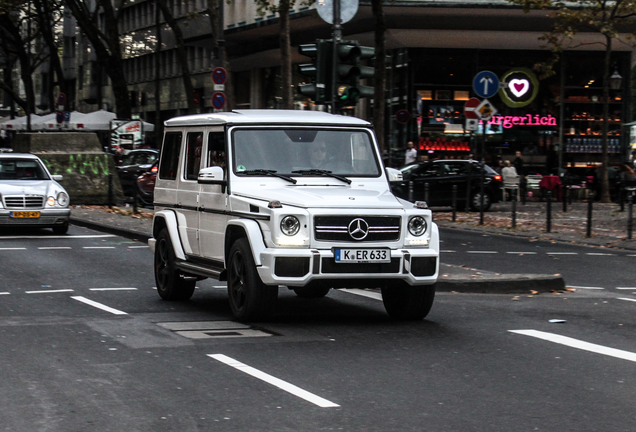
left=257, top=247, right=439, bottom=287
left=0, top=208, right=70, bottom=227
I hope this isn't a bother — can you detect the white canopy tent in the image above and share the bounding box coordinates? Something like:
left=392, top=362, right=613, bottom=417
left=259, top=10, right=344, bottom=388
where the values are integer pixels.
left=41, top=111, right=89, bottom=131
left=75, top=110, right=154, bottom=132
left=30, top=113, right=59, bottom=130
left=0, top=114, right=42, bottom=130
left=0, top=111, right=154, bottom=132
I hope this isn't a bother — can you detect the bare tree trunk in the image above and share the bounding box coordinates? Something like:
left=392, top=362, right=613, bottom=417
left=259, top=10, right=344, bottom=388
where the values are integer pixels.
left=64, top=0, right=131, bottom=118
left=33, top=0, right=67, bottom=109
left=157, top=0, right=197, bottom=114
left=279, top=0, right=293, bottom=109
left=371, top=0, right=386, bottom=159
left=154, top=0, right=162, bottom=139
left=600, top=34, right=612, bottom=203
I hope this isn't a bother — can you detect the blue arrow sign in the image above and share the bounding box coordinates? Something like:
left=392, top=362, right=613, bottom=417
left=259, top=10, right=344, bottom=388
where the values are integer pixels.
left=473, top=71, right=500, bottom=99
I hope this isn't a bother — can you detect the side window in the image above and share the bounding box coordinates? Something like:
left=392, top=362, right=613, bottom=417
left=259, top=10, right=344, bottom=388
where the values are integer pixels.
left=158, top=131, right=182, bottom=180
left=446, top=163, right=466, bottom=176
left=416, top=164, right=439, bottom=178
left=185, top=132, right=203, bottom=180
left=206, top=132, right=226, bottom=168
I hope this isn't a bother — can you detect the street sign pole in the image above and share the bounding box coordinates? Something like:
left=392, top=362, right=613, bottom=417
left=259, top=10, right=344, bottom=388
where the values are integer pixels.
left=331, top=0, right=341, bottom=113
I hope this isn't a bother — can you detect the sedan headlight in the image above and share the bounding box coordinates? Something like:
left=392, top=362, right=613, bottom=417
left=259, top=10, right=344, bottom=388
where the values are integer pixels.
left=408, top=216, right=428, bottom=236
left=280, top=215, right=300, bottom=236
left=57, top=192, right=69, bottom=207
left=46, top=196, right=56, bottom=206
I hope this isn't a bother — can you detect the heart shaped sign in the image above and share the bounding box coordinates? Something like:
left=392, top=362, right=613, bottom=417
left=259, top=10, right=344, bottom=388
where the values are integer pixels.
left=509, top=79, right=530, bottom=98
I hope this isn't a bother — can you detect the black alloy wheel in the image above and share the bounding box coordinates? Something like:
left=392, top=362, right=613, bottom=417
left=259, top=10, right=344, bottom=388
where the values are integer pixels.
left=154, top=228, right=196, bottom=301
left=227, top=238, right=278, bottom=321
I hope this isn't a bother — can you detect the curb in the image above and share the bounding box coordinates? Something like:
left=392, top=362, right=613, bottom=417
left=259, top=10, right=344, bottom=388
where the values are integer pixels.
left=70, top=217, right=152, bottom=243
left=437, top=275, right=566, bottom=294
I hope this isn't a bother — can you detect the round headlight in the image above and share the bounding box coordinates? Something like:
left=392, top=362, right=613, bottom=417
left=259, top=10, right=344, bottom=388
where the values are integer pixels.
left=57, top=192, right=69, bottom=207
left=408, top=216, right=427, bottom=236
left=46, top=196, right=56, bottom=206
left=280, top=215, right=300, bottom=236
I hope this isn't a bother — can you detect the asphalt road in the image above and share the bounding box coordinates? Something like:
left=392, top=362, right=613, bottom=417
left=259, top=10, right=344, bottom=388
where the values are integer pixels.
left=1, top=225, right=636, bottom=431
left=440, top=227, right=636, bottom=292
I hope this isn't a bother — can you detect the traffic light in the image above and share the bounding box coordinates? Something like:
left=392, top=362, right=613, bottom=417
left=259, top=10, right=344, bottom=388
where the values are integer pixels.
left=334, top=40, right=375, bottom=106
left=297, top=39, right=332, bottom=104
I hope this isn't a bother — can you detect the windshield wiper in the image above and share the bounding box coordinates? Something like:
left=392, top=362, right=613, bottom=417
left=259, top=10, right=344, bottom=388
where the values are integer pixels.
left=291, top=169, right=352, bottom=184
left=242, top=169, right=297, bottom=184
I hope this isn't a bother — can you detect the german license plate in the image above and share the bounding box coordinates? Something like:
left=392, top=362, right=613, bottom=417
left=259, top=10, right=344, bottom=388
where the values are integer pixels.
left=334, top=248, right=390, bottom=263
left=10, top=211, right=40, bottom=218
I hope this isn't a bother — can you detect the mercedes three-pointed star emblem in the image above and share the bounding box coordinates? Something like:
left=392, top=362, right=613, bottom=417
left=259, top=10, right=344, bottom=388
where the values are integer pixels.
left=348, top=218, right=369, bottom=240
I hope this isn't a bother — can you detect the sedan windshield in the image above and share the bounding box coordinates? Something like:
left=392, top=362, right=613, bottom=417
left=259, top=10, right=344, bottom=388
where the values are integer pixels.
left=232, top=128, right=380, bottom=177
left=0, top=159, right=50, bottom=180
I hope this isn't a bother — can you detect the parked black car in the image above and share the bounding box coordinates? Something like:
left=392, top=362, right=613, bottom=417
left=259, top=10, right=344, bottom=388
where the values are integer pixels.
left=115, top=149, right=159, bottom=197
left=392, top=159, right=502, bottom=211
left=136, top=161, right=158, bottom=206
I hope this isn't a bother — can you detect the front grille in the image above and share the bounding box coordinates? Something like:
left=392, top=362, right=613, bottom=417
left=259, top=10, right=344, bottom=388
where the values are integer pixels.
left=314, top=216, right=401, bottom=242
left=4, top=195, right=45, bottom=209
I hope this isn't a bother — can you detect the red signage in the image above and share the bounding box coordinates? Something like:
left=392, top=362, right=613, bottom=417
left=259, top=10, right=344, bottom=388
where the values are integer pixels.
left=463, top=98, right=480, bottom=119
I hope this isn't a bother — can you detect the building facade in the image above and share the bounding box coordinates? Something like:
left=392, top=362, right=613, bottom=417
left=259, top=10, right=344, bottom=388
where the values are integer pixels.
left=24, top=1, right=636, bottom=169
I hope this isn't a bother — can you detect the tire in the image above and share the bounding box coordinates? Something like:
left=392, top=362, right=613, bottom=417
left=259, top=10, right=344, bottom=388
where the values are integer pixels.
left=154, top=228, right=196, bottom=301
left=52, top=222, right=69, bottom=235
left=470, top=191, right=492, bottom=211
left=227, top=238, right=278, bottom=321
left=293, top=285, right=331, bottom=299
left=381, top=282, right=436, bottom=320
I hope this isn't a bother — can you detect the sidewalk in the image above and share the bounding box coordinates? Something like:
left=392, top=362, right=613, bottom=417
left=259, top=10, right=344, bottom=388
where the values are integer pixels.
left=68, top=204, right=585, bottom=294
left=433, top=200, right=636, bottom=250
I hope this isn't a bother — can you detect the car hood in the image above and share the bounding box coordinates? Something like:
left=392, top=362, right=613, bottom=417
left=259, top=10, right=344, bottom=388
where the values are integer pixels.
left=235, top=184, right=404, bottom=209
left=0, top=180, right=63, bottom=196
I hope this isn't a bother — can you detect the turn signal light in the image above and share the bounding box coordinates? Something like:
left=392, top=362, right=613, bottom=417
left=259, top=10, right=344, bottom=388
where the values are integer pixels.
left=494, top=175, right=502, bottom=182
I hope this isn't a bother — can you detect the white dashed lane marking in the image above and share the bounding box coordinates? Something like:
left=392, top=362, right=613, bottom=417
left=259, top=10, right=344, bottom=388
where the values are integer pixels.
left=26, top=289, right=74, bottom=294
left=89, top=287, right=138, bottom=291
left=208, top=354, right=340, bottom=408
left=510, top=330, right=636, bottom=363
left=71, top=296, right=128, bottom=315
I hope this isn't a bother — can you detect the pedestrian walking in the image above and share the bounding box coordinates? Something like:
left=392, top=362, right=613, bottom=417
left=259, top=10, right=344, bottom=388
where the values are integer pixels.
left=404, top=141, right=418, bottom=166
left=513, top=150, right=525, bottom=175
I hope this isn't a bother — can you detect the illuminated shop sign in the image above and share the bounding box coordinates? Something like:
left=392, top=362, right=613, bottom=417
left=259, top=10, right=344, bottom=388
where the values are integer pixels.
left=499, top=67, right=539, bottom=108
left=486, top=114, right=557, bottom=129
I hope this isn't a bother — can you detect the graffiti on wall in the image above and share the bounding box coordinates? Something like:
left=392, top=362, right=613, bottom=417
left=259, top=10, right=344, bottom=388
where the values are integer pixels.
left=41, top=154, right=111, bottom=176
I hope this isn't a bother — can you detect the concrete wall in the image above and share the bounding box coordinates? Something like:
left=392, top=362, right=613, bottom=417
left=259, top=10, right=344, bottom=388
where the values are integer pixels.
left=12, top=133, right=125, bottom=205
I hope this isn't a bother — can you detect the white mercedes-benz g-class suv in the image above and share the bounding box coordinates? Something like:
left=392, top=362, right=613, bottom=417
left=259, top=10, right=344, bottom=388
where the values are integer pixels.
left=149, top=110, right=439, bottom=321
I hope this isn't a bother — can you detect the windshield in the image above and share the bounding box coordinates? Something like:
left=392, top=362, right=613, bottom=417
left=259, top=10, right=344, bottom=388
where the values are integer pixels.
left=232, top=128, right=380, bottom=177
left=0, top=159, right=50, bottom=180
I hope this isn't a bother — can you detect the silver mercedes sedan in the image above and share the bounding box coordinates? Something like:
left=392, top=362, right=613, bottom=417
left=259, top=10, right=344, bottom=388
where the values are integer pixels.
left=0, top=153, right=71, bottom=234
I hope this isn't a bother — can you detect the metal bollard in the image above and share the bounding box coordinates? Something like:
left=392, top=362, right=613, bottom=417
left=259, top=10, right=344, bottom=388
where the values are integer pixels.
left=628, top=193, right=634, bottom=240
left=425, top=182, right=430, bottom=204
left=108, top=173, right=113, bottom=209
left=452, top=184, right=457, bottom=222
left=586, top=191, right=594, bottom=238
left=546, top=190, right=552, bottom=233
left=511, top=191, right=517, bottom=229
left=620, top=185, right=625, bottom=212
left=562, top=184, right=567, bottom=213
left=521, top=179, right=527, bottom=205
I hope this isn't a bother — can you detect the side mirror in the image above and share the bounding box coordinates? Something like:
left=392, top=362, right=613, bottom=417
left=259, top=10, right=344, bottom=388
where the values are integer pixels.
left=385, top=167, right=403, bottom=182
left=52, top=175, right=63, bottom=182
left=198, top=166, right=227, bottom=192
